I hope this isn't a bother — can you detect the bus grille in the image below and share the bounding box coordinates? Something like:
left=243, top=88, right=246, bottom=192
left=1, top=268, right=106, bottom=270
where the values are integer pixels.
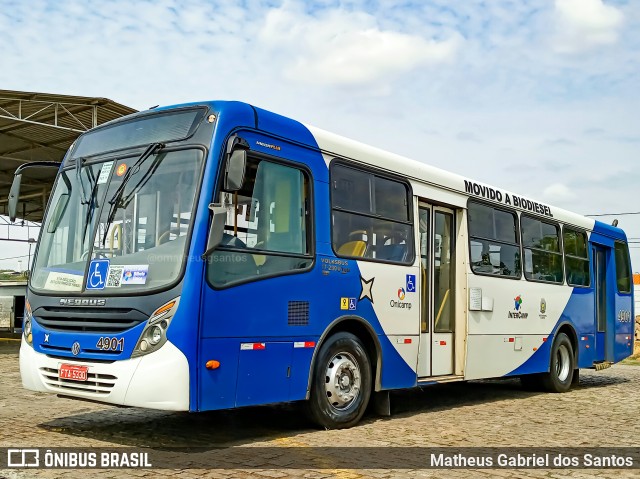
left=40, top=344, right=122, bottom=357
left=39, top=367, right=117, bottom=396
left=33, top=307, right=146, bottom=333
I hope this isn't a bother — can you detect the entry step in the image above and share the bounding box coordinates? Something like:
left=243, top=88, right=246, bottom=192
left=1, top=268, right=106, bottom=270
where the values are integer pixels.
left=593, top=361, right=613, bottom=371
left=417, top=374, right=464, bottom=384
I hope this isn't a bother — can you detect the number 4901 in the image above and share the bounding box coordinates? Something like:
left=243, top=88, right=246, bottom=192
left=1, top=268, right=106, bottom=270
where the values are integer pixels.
left=96, top=337, right=124, bottom=351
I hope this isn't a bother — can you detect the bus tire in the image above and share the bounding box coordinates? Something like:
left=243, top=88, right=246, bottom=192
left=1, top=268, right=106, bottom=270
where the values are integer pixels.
left=541, top=333, right=575, bottom=393
left=307, top=332, right=372, bottom=429
left=571, top=368, right=580, bottom=386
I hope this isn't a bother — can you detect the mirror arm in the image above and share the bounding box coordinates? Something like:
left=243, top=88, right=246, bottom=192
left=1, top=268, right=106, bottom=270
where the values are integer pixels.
left=201, top=203, right=228, bottom=259
left=225, top=135, right=250, bottom=156
left=13, top=161, right=62, bottom=175
left=8, top=161, right=61, bottom=222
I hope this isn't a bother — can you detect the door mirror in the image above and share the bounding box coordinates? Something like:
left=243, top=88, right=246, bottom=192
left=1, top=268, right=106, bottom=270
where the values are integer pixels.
left=202, top=204, right=228, bottom=258
left=224, top=149, right=246, bottom=192
left=6, top=161, right=61, bottom=222
left=8, top=173, right=23, bottom=222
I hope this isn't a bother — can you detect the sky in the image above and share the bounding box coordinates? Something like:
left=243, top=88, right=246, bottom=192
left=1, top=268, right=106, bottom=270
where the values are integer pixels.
left=1, top=0, right=639, bottom=271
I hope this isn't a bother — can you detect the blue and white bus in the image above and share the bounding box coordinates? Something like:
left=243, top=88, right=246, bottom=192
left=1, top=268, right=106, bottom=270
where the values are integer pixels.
left=10, top=101, right=634, bottom=428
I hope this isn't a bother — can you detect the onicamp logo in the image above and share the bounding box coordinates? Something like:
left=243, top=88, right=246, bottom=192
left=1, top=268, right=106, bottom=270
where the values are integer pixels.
left=390, top=286, right=411, bottom=310
left=508, top=295, right=528, bottom=319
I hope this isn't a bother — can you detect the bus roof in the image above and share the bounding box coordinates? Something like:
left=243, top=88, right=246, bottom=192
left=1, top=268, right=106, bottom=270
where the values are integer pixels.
left=131, top=100, right=630, bottom=241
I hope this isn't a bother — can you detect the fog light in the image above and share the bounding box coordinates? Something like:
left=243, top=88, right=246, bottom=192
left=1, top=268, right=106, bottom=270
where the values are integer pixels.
left=140, top=340, right=148, bottom=351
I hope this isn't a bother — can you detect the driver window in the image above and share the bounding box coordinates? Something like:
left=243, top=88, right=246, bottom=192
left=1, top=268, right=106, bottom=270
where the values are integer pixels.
left=207, top=156, right=313, bottom=287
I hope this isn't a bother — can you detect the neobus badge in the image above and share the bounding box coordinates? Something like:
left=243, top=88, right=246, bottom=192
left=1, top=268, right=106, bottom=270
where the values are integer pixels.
left=59, top=298, right=107, bottom=307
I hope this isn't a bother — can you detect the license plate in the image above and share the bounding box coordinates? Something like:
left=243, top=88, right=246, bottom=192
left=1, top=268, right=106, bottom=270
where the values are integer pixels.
left=59, top=364, right=88, bottom=381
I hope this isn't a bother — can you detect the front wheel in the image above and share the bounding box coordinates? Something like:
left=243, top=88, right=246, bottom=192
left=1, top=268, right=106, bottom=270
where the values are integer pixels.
left=541, top=332, right=575, bottom=393
left=307, top=332, right=372, bottom=429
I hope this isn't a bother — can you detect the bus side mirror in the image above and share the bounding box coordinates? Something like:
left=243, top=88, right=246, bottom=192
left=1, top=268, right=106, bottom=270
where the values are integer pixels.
left=224, top=149, right=246, bottom=192
left=6, top=161, right=61, bottom=222
left=202, top=204, right=227, bottom=258
left=8, top=173, right=23, bottom=222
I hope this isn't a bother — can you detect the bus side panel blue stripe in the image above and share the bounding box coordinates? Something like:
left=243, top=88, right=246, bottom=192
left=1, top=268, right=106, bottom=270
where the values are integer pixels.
left=377, top=335, right=418, bottom=389
left=506, top=335, right=554, bottom=376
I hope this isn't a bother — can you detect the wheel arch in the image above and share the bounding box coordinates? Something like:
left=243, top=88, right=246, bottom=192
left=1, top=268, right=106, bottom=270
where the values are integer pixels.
left=554, top=321, right=579, bottom=366
left=306, top=315, right=382, bottom=399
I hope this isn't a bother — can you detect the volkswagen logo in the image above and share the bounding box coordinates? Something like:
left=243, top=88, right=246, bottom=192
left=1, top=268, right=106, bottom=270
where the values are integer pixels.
left=71, top=342, right=81, bottom=356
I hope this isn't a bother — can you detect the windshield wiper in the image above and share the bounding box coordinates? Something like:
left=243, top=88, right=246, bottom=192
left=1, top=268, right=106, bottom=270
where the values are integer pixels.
left=101, top=143, right=165, bottom=246
left=74, top=157, right=100, bottom=241
left=75, top=157, right=90, bottom=205
left=81, top=166, right=99, bottom=241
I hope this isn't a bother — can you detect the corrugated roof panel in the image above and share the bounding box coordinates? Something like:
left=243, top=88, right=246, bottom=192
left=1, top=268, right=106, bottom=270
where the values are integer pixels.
left=0, top=89, right=137, bottom=222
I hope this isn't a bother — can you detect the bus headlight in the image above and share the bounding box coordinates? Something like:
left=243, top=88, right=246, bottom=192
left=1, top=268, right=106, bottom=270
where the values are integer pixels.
left=23, top=300, right=33, bottom=346
left=148, top=325, right=163, bottom=345
left=132, top=297, right=180, bottom=358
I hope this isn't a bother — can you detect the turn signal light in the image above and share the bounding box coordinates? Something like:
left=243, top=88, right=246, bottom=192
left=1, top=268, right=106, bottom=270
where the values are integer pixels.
left=152, top=301, right=176, bottom=319
left=206, top=360, right=220, bottom=370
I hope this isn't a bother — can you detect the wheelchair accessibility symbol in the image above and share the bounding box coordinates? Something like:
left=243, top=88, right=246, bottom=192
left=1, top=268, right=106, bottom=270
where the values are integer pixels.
left=406, top=274, right=416, bottom=293
left=86, top=259, right=110, bottom=290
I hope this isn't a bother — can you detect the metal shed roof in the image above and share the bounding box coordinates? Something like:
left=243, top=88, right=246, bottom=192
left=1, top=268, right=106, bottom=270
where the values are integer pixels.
left=0, top=89, right=137, bottom=223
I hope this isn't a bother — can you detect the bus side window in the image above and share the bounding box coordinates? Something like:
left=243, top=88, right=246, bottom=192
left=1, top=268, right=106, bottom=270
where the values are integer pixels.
left=564, top=228, right=590, bottom=287
left=468, top=201, right=521, bottom=278
left=331, top=163, right=414, bottom=264
left=614, top=241, right=631, bottom=293
left=521, top=215, right=563, bottom=284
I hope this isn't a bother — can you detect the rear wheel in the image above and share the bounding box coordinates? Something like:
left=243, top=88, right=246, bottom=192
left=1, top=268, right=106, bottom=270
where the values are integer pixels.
left=307, top=332, right=372, bottom=429
left=541, top=332, right=575, bottom=393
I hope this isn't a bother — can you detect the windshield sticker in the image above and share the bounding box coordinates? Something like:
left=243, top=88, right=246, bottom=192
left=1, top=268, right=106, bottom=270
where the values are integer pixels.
left=86, top=259, right=110, bottom=290
left=121, top=265, right=149, bottom=285
left=106, top=266, right=124, bottom=288
left=97, top=161, right=114, bottom=184
left=116, top=164, right=127, bottom=176
left=44, top=271, right=83, bottom=291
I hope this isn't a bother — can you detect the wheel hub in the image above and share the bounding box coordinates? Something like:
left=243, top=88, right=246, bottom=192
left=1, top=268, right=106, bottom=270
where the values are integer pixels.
left=556, top=344, right=571, bottom=382
left=324, top=352, right=361, bottom=410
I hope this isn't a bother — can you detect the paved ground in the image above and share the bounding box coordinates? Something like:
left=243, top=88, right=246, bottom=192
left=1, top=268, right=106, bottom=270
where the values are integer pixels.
left=0, top=340, right=638, bottom=478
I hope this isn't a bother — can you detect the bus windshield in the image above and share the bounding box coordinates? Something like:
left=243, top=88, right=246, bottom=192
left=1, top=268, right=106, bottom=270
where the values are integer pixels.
left=30, top=148, right=203, bottom=294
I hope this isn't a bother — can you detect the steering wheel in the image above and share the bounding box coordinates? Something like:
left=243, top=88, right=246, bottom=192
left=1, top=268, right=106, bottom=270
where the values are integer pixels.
left=158, top=229, right=176, bottom=243
left=347, top=230, right=368, bottom=241
left=81, top=250, right=109, bottom=260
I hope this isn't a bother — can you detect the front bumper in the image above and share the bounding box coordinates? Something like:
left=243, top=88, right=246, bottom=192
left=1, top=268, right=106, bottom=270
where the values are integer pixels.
left=20, top=338, right=190, bottom=411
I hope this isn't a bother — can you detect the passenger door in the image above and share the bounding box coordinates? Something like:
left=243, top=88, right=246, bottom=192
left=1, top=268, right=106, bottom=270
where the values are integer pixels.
left=417, top=202, right=456, bottom=377
left=592, top=245, right=611, bottom=362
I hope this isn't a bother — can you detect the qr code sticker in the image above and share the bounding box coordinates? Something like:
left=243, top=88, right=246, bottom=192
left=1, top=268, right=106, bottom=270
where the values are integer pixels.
left=107, top=266, right=124, bottom=287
